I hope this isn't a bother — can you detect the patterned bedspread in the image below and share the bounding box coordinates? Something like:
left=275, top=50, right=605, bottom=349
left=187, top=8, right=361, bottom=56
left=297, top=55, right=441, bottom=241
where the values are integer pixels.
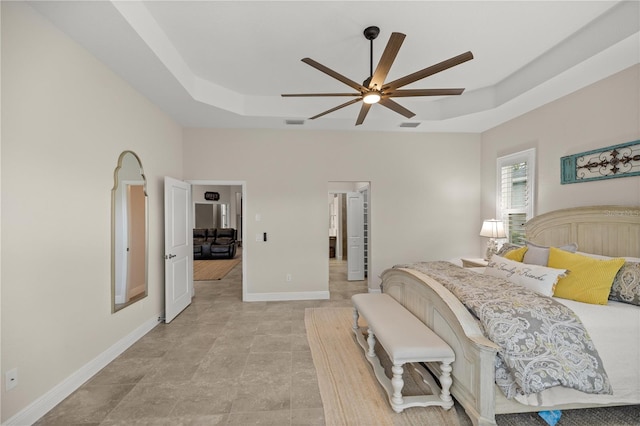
left=393, top=261, right=612, bottom=399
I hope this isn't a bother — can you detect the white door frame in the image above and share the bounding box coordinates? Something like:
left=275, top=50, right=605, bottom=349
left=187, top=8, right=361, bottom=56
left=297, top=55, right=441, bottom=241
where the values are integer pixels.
left=188, top=180, right=247, bottom=300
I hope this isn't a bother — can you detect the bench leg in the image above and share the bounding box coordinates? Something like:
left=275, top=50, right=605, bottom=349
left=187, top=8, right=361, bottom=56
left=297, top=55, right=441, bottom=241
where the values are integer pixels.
left=352, top=307, right=359, bottom=333
left=366, top=328, right=377, bottom=358
left=391, top=363, right=405, bottom=412
left=439, top=361, right=453, bottom=407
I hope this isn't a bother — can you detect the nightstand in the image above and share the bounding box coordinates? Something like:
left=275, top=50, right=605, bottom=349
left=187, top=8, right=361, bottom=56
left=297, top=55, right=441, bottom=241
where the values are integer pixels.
left=460, top=258, right=488, bottom=268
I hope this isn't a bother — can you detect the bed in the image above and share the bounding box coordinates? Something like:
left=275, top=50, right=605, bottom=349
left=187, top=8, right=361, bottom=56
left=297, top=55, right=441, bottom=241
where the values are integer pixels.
left=380, top=205, right=640, bottom=426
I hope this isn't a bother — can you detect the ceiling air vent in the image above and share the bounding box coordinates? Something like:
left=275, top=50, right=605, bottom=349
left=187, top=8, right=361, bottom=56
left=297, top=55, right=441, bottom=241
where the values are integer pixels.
left=285, top=119, right=305, bottom=126
left=399, top=122, right=421, bottom=128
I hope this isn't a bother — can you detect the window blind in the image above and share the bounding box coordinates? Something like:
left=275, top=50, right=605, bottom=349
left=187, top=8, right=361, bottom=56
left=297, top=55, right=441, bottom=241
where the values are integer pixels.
left=500, top=160, right=529, bottom=245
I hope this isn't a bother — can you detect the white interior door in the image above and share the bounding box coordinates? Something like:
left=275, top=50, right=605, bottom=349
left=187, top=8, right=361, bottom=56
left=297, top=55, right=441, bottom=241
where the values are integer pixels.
left=164, top=177, right=192, bottom=323
left=346, top=191, right=365, bottom=281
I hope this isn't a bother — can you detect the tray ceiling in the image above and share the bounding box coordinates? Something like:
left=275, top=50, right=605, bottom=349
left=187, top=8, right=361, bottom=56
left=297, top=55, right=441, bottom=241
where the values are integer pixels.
left=29, top=1, right=640, bottom=132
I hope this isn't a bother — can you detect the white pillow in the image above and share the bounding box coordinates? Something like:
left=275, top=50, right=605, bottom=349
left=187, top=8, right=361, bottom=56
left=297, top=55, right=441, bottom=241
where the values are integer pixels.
left=485, top=255, right=568, bottom=297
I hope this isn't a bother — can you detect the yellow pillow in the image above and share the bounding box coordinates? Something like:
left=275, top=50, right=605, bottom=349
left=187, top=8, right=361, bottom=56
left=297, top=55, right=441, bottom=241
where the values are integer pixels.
left=548, top=247, right=625, bottom=305
left=503, top=246, right=528, bottom=262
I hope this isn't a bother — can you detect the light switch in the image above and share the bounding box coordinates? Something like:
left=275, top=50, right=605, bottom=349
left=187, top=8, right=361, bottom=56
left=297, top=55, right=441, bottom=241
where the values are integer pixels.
left=255, top=213, right=261, bottom=222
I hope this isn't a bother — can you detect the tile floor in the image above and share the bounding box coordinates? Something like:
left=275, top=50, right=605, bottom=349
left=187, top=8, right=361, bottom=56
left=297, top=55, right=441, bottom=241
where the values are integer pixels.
left=35, top=258, right=368, bottom=425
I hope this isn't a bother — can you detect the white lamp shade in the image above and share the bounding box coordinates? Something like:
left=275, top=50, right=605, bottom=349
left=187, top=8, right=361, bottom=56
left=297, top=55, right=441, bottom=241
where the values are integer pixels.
left=480, top=219, right=506, bottom=238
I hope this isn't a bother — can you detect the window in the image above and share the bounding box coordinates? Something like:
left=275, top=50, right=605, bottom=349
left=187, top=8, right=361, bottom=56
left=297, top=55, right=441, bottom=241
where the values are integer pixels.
left=220, top=203, right=229, bottom=228
left=497, top=148, right=535, bottom=245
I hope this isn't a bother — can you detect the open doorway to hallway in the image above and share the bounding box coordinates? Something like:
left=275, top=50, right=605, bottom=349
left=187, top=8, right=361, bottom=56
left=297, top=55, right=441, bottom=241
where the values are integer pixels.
left=328, top=182, right=370, bottom=297
left=189, top=182, right=246, bottom=293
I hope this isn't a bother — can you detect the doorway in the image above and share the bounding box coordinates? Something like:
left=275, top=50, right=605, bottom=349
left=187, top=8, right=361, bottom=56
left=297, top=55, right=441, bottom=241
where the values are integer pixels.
left=328, top=182, right=370, bottom=294
left=188, top=180, right=246, bottom=298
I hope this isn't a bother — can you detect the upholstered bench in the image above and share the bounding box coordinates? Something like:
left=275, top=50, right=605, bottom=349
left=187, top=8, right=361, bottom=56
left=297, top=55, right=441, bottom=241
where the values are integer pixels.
left=351, top=293, right=455, bottom=413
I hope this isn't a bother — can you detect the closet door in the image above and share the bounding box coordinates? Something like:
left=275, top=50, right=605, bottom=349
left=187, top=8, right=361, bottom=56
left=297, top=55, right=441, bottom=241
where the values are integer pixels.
left=346, top=192, right=364, bottom=281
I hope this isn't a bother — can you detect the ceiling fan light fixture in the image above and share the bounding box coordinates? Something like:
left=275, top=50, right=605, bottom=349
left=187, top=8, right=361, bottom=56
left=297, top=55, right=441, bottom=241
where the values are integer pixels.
left=363, top=91, right=381, bottom=104
left=281, top=26, right=472, bottom=125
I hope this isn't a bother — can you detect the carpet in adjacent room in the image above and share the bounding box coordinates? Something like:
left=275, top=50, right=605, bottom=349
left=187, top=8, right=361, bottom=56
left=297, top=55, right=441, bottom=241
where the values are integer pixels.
left=193, top=256, right=241, bottom=281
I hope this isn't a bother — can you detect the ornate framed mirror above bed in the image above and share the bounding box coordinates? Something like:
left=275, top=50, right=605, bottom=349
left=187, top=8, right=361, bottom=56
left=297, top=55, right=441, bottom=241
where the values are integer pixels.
left=381, top=205, right=640, bottom=426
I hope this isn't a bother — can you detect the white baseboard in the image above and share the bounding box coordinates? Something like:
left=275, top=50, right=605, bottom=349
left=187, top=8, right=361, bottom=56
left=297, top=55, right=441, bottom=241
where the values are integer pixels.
left=4, top=316, right=160, bottom=426
left=243, top=291, right=330, bottom=302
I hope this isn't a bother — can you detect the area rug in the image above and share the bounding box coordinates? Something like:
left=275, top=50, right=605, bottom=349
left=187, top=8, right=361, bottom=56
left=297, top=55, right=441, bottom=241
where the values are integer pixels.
left=305, top=307, right=640, bottom=426
left=305, top=307, right=461, bottom=426
left=193, top=256, right=241, bottom=281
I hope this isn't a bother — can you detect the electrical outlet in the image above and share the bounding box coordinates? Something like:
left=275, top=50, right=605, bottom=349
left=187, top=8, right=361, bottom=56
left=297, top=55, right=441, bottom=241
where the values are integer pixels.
left=286, top=274, right=292, bottom=282
left=5, top=368, right=17, bottom=391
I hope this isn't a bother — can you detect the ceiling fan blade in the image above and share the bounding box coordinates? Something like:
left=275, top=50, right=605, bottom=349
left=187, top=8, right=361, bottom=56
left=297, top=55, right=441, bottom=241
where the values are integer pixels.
left=388, top=88, right=465, bottom=97
left=379, top=98, right=415, bottom=119
left=369, top=32, right=405, bottom=89
left=309, top=98, right=362, bottom=120
left=302, top=58, right=367, bottom=92
left=355, top=103, right=372, bottom=126
left=282, top=93, right=361, bottom=97
left=382, top=51, right=474, bottom=91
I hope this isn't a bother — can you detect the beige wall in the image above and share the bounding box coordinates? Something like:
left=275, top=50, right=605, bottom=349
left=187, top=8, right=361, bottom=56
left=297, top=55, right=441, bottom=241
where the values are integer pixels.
left=183, top=129, right=482, bottom=297
left=1, top=3, right=183, bottom=421
left=481, top=65, right=640, bottom=220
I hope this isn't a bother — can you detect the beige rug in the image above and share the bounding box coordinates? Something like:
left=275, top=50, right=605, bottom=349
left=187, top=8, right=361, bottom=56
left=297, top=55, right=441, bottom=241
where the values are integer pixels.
left=305, top=307, right=461, bottom=426
left=193, top=256, right=241, bottom=281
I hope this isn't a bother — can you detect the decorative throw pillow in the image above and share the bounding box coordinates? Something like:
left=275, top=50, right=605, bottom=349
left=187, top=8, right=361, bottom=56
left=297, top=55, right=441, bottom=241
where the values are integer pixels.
left=496, top=243, right=522, bottom=257
left=523, top=240, right=578, bottom=266
left=577, top=251, right=640, bottom=263
left=608, top=262, right=640, bottom=306
left=484, top=255, right=567, bottom=297
left=548, top=247, right=626, bottom=305
left=503, top=246, right=528, bottom=262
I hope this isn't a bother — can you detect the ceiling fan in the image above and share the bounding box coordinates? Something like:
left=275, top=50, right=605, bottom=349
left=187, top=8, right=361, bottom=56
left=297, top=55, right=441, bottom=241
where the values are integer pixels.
left=282, top=26, right=473, bottom=126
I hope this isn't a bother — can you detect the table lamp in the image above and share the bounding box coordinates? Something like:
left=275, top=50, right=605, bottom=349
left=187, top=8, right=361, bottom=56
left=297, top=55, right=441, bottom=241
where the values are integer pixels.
left=480, top=219, right=506, bottom=261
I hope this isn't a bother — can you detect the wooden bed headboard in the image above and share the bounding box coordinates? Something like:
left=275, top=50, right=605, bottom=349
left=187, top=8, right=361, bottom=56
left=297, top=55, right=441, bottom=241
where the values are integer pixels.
left=525, top=205, right=640, bottom=258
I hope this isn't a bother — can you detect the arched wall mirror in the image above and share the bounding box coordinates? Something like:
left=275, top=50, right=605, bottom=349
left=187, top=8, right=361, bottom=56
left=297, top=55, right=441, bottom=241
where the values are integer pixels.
left=111, top=151, right=148, bottom=313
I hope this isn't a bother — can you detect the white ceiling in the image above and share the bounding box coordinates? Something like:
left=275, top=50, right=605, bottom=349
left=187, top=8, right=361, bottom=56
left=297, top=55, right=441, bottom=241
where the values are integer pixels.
left=29, top=1, right=640, bottom=133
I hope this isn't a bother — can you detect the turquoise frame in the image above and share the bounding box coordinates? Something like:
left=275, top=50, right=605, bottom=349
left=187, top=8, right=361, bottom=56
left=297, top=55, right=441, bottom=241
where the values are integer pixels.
left=560, top=139, right=640, bottom=184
